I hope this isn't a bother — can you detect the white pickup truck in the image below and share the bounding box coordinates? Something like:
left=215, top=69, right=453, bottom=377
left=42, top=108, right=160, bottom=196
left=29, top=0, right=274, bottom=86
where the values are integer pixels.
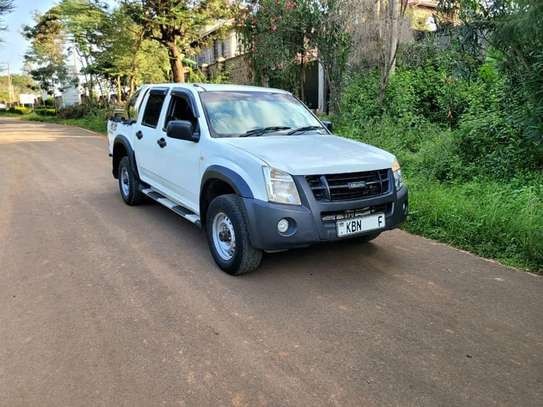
left=107, top=84, right=408, bottom=275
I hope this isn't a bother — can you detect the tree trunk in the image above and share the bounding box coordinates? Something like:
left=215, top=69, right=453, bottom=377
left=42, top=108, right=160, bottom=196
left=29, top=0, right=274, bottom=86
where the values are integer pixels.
left=379, top=0, right=403, bottom=103
left=167, top=42, right=185, bottom=83
left=300, top=53, right=305, bottom=103
left=116, top=76, right=122, bottom=104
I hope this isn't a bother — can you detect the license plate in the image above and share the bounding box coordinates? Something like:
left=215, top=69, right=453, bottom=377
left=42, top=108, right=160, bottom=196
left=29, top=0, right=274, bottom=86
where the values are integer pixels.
left=336, top=213, right=385, bottom=237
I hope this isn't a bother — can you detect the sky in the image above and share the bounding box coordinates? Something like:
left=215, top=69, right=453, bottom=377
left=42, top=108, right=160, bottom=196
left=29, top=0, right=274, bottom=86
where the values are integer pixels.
left=0, top=1, right=57, bottom=74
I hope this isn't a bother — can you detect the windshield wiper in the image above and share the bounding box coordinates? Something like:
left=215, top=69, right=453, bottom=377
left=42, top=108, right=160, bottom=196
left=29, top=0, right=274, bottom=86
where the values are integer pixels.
left=239, top=126, right=291, bottom=137
left=286, top=125, right=324, bottom=135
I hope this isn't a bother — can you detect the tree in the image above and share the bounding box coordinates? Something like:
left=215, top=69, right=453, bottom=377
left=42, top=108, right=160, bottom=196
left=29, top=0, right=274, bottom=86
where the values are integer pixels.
left=439, top=0, right=543, bottom=162
left=93, top=5, right=170, bottom=101
left=23, top=6, right=69, bottom=95
left=0, top=74, right=35, bottom=102
left=57, top=0, right=113, bottom=102
left=126, top=0, right=233, bottom=83
left=239, top=0, right=351, bottom=113
left=239, top=0, right=316, bottom=96
left=313, top=0, right=352, bottom=113
left=379, top=0, right=408, bottom=101
left=23, top=0, right=175, bottom=104
left=0, top=0, right=14, bottom=39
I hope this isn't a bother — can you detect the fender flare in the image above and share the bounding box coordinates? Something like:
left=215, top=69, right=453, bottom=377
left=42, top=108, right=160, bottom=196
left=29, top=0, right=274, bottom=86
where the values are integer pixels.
left=200, top=165, right=254, bottom=199
left=112, top=134, right=139, bottom=179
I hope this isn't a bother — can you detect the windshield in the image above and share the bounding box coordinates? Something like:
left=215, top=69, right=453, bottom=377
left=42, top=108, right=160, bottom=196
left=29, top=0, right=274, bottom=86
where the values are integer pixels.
left=199, top=91, right=324, bottom=137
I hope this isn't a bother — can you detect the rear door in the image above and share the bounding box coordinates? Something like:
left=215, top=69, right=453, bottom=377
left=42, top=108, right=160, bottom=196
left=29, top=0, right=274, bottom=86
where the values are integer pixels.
left=133, top=87, right=168, bottom=187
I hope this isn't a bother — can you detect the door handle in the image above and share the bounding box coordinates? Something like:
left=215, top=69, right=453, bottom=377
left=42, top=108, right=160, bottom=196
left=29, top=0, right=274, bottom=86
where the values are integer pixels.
left=136, top=130, right=143, bottom=140
left=157, top=137, right=167, bottom=148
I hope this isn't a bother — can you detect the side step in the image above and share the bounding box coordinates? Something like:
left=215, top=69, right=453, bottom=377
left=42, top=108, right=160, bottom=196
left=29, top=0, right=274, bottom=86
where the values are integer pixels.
left=141, top=188, right=201, bottom=227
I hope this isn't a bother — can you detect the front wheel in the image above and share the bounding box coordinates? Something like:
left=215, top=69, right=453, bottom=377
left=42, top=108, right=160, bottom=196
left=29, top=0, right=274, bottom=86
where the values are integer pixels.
left=206, top=194, right=263, bottom=275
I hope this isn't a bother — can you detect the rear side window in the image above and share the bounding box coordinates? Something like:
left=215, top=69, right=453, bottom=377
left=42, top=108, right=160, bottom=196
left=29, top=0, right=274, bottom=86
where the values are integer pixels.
left=142, top=92, right=166, bottom=128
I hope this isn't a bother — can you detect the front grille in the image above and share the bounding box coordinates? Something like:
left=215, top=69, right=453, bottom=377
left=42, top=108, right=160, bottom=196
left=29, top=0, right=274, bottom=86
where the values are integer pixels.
left=306, top=169, right=390, bottom=201
left=321, top=204, right=390, bottom=222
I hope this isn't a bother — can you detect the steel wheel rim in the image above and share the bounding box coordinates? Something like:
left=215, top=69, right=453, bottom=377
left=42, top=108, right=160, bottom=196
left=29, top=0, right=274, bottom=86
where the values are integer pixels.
left=120, top=167, right=130, bottom=197
left=212, top=212, right=236, bottom=261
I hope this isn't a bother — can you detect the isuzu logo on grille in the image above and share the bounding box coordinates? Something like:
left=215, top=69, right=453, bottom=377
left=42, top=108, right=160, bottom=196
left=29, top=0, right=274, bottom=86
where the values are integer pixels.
left=347, top=181, right=367, bottom=189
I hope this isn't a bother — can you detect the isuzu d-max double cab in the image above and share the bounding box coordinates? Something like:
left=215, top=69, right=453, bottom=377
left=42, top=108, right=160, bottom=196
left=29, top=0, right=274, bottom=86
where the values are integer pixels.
left=108, top=84, right=408, bottom=275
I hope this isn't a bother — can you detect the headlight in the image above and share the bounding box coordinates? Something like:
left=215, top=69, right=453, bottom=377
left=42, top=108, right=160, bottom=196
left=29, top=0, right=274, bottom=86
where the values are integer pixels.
left=392, top=158, right=403, bottom=191
left=262, top=166, right=301, bottom=205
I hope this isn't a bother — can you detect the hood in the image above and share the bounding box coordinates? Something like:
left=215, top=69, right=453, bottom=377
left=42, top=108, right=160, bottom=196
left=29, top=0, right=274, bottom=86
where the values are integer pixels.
left=220, top=134, right=395, bottom=175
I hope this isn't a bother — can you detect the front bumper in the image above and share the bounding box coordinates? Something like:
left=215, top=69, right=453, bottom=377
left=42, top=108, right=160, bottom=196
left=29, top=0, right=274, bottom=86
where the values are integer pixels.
left=242, top=175, right=408, bottom=250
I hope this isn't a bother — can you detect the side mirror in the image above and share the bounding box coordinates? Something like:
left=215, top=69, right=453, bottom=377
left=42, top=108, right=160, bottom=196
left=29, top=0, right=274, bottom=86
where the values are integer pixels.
left=166, top=120, right=199, bottom=142
left=322, top=120, right=333, bottom=132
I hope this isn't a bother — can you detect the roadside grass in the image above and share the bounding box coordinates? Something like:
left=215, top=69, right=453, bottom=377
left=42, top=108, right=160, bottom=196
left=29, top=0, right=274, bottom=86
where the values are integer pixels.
left=406, top=177, right=543, bottom=272
left=24, top=111, right=108, bottom=134
left=0, top=111, right=32, bottom=118
left=0, top=110, right=108, bottom=134
left=336, top=117, right=543, bottom=273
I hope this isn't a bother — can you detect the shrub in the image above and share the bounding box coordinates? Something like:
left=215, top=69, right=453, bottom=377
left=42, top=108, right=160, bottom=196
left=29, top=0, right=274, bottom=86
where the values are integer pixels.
left=7, top=106, right=32, bottom=115
left=57, top=104, right=92, bottom=119
left=335, top=33, right=542, bottom=271
left=34, top=107, right=57, bottom=116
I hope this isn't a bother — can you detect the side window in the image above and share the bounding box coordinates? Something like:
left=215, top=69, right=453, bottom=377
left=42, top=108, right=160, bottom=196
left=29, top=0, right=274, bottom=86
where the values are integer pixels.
left=164, top=94, right=198, bottom=130
left=141, top=92, right=166, bottom=128
left=126, top=88, right=142, bottom=121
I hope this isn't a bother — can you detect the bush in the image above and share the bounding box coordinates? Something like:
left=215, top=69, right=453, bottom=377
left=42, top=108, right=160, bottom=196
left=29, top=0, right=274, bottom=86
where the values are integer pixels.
left=7, top=106, right=32, bottom=115
left=57, top=104, right=92, bottom=119
left=335, top=34, right=542, bottom=272
left=34, top=107, right=57, bottom=116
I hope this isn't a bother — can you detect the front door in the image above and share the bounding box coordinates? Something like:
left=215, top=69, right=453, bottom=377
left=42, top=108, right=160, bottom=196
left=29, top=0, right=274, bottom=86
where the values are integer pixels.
left=155, top=89, right=202, bottom=212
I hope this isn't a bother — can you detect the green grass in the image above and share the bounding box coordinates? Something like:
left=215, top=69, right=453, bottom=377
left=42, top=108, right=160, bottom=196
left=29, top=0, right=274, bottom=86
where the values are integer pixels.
left=335, top=119, right=543, bottom=273
left=0, top=111, right=31, bottom=118
left=406, top=177, right=543, bottom=272
left=24, top=112, right=108, bottom=134
left=1, top=110, right=107, bottom=134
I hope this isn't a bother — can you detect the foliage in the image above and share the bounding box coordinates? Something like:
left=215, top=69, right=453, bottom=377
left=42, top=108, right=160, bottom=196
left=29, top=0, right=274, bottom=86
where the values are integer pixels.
left=56, top=104, right=93, bottom=119
left=23, top=6, right=69, bottom=94
left=312, top=0, right=352, bottom=113
left=0, top=0, right=13, bottom=38
left=34, top=107, right=57, bottom=116
left=0, top=74, right=36, bottom=102
left=438, top=0, right=543, bottom=165
left=25, top=109, right=109, bottom=133
left=238, top=0, right=351, bottom=112
left=335, top=31, right=542, bottom=272
left=57, top=0, right=111, bottom=101
left=6, top=106, right=32, bottom=115
left=23, top=0, right=171, bottom=102
left=238, top=0, right=322, bottom=97
left=125, top=0, right=233, bottom=83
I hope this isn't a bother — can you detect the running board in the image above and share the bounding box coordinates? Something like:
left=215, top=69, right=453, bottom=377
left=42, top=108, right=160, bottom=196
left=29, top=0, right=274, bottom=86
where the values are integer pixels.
left=141, top=188, right=201, bottom=227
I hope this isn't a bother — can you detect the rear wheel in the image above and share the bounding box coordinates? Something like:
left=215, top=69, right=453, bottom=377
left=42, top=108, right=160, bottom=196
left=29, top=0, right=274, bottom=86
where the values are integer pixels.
left=206, top=194, right=262, bottom=275
left=118, top=156, right=143, bottom=206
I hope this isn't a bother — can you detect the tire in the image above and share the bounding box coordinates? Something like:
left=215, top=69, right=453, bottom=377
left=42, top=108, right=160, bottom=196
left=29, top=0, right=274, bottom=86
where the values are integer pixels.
left=206, top=194, right=263, bottom=275
left=355, top=232, right=381, bottom=244
left=118, top=156, right=144, bottom=206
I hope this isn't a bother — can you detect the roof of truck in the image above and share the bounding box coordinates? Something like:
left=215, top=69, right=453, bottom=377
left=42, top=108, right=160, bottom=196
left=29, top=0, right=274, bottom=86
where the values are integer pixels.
left=142, top=83, right=290, bottom=94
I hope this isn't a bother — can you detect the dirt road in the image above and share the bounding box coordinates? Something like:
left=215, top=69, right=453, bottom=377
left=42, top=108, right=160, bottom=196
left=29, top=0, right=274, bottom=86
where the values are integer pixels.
left=1, top=118, right=541, bottom=406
